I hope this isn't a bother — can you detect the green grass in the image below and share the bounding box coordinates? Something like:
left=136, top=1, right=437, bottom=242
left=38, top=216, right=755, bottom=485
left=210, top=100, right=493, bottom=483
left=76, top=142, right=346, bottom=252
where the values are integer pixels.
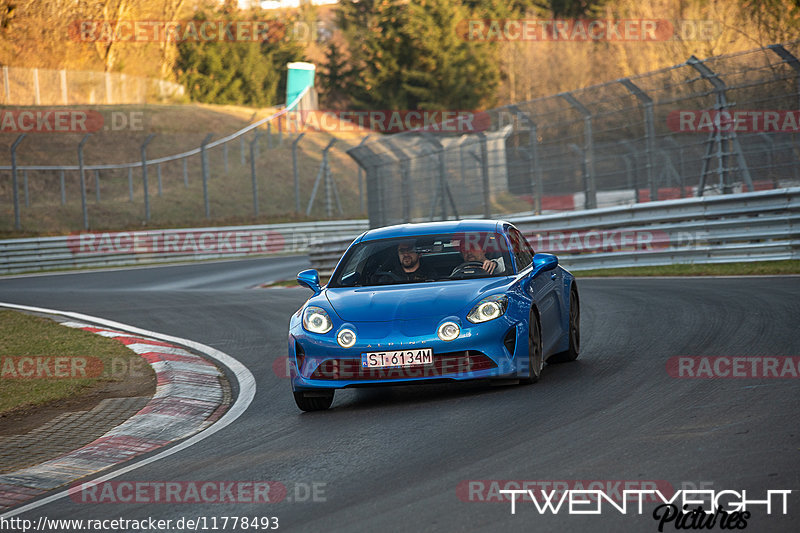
left=573, top=260, right=800, bottom=277
left=0, top=310, right=152, bottom=415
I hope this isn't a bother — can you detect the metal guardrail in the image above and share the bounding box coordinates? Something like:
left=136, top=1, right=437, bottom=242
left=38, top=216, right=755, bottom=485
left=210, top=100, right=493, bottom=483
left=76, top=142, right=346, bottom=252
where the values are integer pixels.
left=0, top=220, right=368, bottom=274
left=308, top=188, right=800, bottom=275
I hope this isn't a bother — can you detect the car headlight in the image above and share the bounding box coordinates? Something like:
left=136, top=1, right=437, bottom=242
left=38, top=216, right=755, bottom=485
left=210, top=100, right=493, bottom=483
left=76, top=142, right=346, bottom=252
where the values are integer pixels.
left=337, top=328, right=357, bottom=348
left=303, top=306, right=333, bottom=334
left=437, top=321, right=460, bottom=341
left=467, top=295, right=508, bottom=323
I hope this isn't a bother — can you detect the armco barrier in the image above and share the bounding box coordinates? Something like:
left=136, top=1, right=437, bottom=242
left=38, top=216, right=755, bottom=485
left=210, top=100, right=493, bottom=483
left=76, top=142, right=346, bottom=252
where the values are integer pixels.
left=0, top=220, right=368, bottom=274
left=308, top=188, right=800, bottom=275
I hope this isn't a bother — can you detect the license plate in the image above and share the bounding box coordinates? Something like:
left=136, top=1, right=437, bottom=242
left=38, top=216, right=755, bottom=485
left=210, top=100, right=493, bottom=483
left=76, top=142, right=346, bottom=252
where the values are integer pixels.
left=361, top=348, right=433, bottom=368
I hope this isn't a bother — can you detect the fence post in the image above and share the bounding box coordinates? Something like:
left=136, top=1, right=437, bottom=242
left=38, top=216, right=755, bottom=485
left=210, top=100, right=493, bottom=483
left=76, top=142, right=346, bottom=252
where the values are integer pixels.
left=769, top=44, right=800, bottom=110
left=95, top=170, right=100, bottom=202
left=560, top=92, right=596, bottom=209
left=250, top=130, right=261, bottom=217
left=157, top=163, right=162, bottom=196
left=324, top=140, right=336, bottom=218
left=267, top=122, right=272, bottom=149
left=509, top=105, right=542, bottom=215
left=292, top=133, right=305, bottom=214
left=32, top=68, right=40, bottom=105
left=128, top=167, right=133, bottom=202
left=60, top=169, right=66, bottom=205
left=240, top=136, right=245, bottom=165
left=223, top=143, right=228, bottom=173
left=23, top=171, right=29, bottom=207
left=478, top=132, right=491, bottom=218
left=201, top=133, right=214, bottom=218
left=182, top=157, right=188, bottom=188
left=60, top=69, right=68, bottom=105
left=620, top=78, right=657, bottom=202
left=306, top=138, right=335, bottom=216
left=141, top=133, right=156, bottom=222
left=10, top=134, right=26, bottom=230
left=619, top=139, right=641, bottom=202
left=105, top=72, right=112, bottom=104
left=78, top=134, right=92, bottom=230
left=2, top=66, right=9, bottom=104
left=356, top=135, right=370, bottom=213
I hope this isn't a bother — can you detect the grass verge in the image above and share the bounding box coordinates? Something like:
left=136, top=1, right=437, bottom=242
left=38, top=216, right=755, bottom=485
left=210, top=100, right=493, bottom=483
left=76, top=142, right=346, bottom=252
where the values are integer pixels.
left=573, top=260, right=800, bottom=277
left=0, top=309, right=153, bottom=416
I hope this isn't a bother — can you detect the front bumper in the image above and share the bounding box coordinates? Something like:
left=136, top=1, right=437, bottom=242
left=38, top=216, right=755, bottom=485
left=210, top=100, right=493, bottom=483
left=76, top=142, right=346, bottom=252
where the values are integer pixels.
left=288, top=316, right=526, bottom=391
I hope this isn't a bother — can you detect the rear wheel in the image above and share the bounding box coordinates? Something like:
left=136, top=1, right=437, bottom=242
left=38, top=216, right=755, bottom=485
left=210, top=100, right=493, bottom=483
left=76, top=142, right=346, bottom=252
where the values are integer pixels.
left=549, top=285, right=580, bottom=364
left=293, top=390, right=334, bottom=412
left=520, top=311, right=543, bottom=384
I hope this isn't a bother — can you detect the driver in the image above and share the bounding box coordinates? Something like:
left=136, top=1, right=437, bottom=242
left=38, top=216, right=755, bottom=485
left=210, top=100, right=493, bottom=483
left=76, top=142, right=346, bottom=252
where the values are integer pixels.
left=452, top=240, right=505, bottom=276
left=394, top=240, right=435, bottom=281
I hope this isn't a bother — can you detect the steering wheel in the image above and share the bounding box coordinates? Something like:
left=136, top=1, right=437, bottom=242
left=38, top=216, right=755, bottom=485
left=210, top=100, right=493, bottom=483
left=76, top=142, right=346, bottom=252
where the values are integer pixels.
left=450, top=261, right=487, bottom=276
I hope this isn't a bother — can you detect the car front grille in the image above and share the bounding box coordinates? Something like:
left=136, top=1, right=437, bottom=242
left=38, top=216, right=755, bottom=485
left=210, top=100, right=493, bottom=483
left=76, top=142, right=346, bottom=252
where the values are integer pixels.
left=308, top=350, right=497, bottom=380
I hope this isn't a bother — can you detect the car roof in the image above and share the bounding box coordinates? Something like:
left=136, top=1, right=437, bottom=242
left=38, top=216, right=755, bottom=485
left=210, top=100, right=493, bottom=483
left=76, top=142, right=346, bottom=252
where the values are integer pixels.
left=359, top=219, right=507, bottom=242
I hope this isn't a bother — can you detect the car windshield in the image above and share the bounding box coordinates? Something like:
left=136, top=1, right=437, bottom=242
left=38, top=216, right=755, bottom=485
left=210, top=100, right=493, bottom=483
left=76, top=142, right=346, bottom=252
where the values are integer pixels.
left=328, top=232, right=513, bottom=287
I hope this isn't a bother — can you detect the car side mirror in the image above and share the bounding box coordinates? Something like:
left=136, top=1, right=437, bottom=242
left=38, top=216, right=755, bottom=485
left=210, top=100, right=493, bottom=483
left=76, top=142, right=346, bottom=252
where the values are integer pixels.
left=297, top=269, right=322, bottom=295
left=531, top=253, right=558, bottom=277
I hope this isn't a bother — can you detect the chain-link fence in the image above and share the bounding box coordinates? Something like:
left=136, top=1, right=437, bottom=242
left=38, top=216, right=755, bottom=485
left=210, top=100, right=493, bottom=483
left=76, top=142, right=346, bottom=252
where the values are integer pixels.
left=1, top=66, right=185, bottom=105
left=1, top=88, right=354, bottom=233
left=348, top=41, right=800, bottom=229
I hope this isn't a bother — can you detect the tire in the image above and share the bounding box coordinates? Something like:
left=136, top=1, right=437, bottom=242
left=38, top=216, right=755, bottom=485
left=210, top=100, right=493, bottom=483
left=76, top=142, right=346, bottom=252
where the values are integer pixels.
left=548, top=285, right=580, bottom=364
left=520, top=310, right=543, bottom=384
left=293, top=390, right=334, bottom=412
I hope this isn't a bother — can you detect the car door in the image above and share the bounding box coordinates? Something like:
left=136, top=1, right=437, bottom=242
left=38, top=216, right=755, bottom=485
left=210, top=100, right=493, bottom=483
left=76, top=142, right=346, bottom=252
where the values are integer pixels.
left=509, top=227, right=563, bottom=354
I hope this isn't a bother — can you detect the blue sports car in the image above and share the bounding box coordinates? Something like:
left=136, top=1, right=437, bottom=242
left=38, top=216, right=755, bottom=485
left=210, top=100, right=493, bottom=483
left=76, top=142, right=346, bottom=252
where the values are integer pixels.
left=288, top=220, right=579, bottom=411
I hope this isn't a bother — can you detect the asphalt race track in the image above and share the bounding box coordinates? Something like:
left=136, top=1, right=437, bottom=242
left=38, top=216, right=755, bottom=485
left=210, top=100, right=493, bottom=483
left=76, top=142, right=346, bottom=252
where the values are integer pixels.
left=1, top=257, right=798, bottom=532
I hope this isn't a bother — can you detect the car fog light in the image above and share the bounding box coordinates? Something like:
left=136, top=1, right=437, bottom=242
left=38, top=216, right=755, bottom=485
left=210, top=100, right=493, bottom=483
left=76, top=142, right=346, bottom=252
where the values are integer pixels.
left=337, top=328, right=357, bottom=348
left=438, top=321, right=460, bottom=341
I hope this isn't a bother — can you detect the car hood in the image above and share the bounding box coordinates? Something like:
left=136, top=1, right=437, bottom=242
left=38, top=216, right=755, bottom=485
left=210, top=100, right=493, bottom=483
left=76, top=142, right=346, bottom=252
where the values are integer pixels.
left=325, top=278, right=511, bottom=322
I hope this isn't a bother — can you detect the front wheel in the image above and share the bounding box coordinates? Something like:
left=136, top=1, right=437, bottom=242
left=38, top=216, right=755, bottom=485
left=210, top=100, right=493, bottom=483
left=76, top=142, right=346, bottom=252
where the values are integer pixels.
left=293, top=390, right=334, bottom=412
left=549, top=285, right=580, bottom=364
left=520, top=311, right=543, bottom=384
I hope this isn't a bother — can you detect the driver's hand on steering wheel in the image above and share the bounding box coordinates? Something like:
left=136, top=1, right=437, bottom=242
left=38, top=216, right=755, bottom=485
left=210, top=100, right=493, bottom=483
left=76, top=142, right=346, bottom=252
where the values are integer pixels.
left=482, top=259, right=496, bottom=274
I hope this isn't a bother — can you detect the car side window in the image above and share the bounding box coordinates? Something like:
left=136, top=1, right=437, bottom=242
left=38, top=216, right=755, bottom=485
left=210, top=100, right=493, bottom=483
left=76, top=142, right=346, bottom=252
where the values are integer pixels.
left=518, top=229, right=535, bottom=261
left=508, top=228, right=533, bottom=271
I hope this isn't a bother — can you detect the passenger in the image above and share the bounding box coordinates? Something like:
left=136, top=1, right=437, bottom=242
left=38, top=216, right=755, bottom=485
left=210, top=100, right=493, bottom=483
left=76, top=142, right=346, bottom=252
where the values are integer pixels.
left=452, top=240, right=505, bottom=276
